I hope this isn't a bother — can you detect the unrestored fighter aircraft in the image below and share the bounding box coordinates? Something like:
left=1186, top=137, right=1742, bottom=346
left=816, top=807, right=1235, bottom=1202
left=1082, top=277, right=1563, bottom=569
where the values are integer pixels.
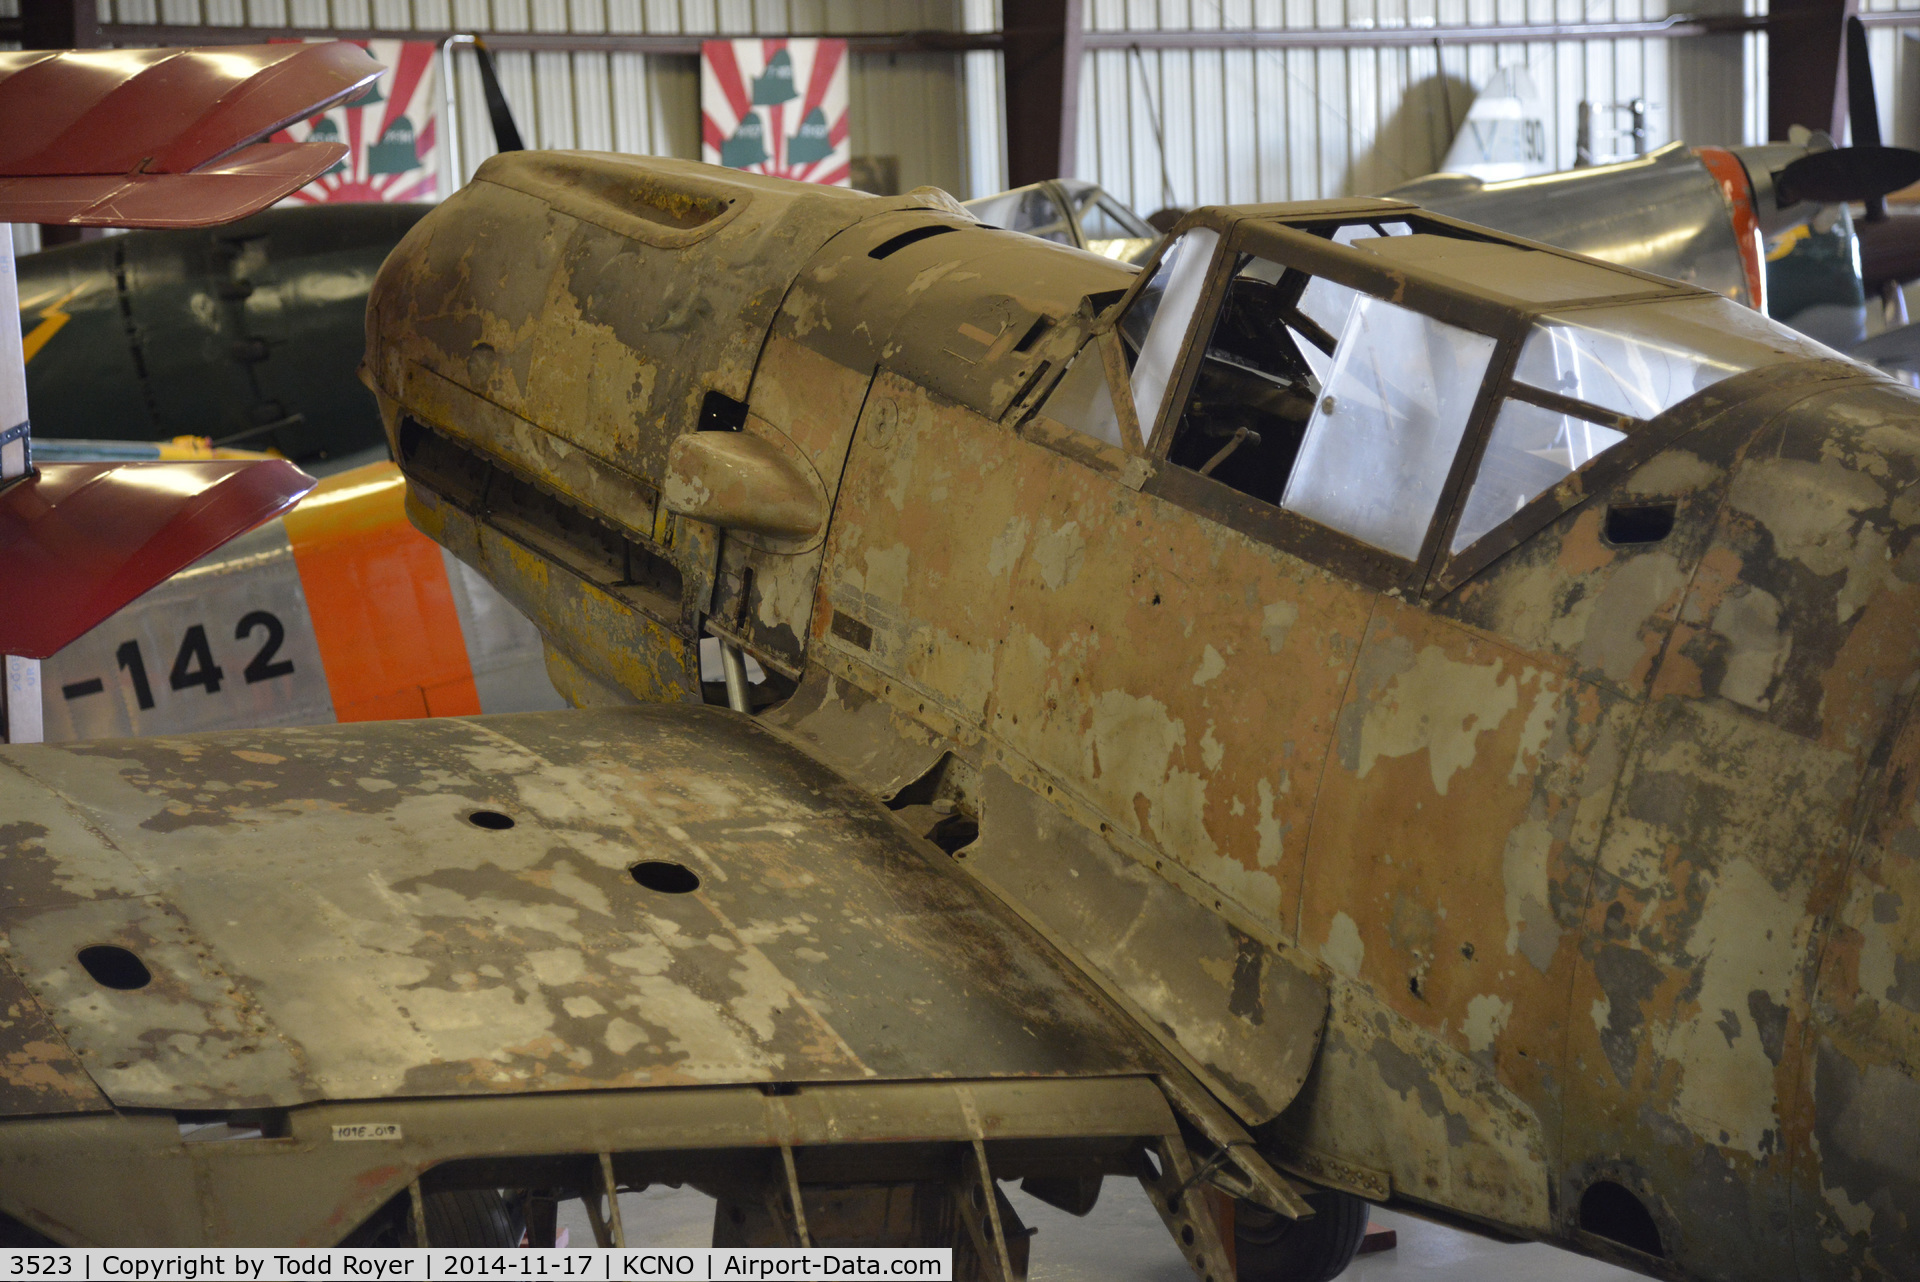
left=0, top=149, right=1914, bottom=1282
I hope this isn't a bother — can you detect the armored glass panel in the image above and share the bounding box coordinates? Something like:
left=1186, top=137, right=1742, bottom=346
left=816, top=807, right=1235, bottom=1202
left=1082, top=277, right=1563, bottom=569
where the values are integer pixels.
left=1280, top=297, right=1499, bottom=558
left=1513, top=294, right=1839, bottom=420
left=1079, top=191, right=1161, bottom=263
left=1123, top=229, right=1222, bottom=446
left=1083, top=193, right=1145, bottom=236
left=962, top=188, right=1020, bottom=227
left=1450, top=400, right=1627, bottom=551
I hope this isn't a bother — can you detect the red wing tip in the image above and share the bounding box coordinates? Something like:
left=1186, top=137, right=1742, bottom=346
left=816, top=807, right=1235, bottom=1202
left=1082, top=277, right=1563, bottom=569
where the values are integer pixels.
left=0, top=459, right=317, bottom=660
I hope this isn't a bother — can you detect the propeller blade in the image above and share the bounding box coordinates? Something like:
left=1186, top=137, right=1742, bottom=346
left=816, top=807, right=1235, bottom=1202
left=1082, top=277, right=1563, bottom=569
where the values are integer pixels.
left=1849, top=16, right=1882, bottom=150
left=0, top=43, right=382, bottom=229
left=1775, top=145, right=1920, bottom=207
left=471, top=40, right=525, bottom=154
left=1847, top=15, right=1890, bottom=220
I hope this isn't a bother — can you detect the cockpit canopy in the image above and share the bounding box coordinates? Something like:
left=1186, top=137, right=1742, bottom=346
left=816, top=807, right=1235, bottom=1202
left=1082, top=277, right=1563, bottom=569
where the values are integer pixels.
left=1035, top=199, right=1845, bottom=592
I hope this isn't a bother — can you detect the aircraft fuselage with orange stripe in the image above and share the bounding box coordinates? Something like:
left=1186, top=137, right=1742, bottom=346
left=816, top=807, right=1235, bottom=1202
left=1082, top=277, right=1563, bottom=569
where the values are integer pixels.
left=37, top=461, right=563, bottom=740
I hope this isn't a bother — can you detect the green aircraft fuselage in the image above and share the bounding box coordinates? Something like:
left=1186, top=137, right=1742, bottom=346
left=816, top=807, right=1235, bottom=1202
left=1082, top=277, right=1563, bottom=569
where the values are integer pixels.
left=18, top=203, right=428, bottom=464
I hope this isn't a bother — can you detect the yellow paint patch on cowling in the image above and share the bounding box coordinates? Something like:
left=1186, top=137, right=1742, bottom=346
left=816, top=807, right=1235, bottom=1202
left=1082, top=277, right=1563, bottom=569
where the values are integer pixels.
left=749, top=335, right=873, bottom=471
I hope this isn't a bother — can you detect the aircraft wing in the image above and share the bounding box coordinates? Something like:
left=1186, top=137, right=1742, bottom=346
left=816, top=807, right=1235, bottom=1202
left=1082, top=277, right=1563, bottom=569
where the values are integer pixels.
left=0, top=704, right=1248, bottom=1246
left=0, top=43, right=380, bottom=228
left=0, top=458, right=315, bottom=659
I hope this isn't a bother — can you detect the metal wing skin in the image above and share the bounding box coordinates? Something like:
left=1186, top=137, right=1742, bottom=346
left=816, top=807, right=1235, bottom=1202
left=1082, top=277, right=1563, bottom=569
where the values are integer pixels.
left=0, top=705, right=1203, bottom=1247
left=0, top=459, right=315, bottom=659
left=0, top=43, right=381, bottom=228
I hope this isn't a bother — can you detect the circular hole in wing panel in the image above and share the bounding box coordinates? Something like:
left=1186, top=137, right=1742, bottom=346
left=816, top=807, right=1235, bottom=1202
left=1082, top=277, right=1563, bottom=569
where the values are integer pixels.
left=77, top=945, right=152, bottom=991
left=467, top=810, right=516, bottom=830
left=630, top=861, right=701, bottom=894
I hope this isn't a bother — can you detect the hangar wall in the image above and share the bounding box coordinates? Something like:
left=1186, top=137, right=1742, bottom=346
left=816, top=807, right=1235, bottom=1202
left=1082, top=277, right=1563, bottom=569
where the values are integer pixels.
left=1864, top=0, right=1920, bottom=149
left=30, top=1, right=1920, bottom=214
left=92, top=0, right=985, bottom=198
left=1074, top=0, right=1767, bottom=214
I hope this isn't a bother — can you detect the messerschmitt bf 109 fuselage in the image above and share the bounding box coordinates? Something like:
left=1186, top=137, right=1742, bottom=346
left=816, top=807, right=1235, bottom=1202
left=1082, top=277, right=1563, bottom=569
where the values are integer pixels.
left=1, top=151, right=1915, bottom=1282
left=363, top=152, right=1920, bottom=1281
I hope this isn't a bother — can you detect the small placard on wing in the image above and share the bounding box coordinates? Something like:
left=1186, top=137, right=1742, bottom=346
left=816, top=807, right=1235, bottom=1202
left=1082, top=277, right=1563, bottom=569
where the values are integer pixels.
left=331, top=1123, right=403, bottom=1141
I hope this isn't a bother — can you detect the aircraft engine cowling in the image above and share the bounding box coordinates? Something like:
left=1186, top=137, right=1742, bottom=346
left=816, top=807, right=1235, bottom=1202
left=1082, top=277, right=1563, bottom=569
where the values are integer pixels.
left=362, top=152, right=1131, bottom=704
left=361, top=154, right=938, bottom=702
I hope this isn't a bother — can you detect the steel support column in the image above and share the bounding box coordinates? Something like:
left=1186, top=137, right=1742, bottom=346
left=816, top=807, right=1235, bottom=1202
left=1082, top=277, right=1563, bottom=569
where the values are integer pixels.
left=21, top=0, right=98, bottom=49
left=1002, top=0, right=1083, bottom=187
left=1770, top=0, right=1855, bottom=140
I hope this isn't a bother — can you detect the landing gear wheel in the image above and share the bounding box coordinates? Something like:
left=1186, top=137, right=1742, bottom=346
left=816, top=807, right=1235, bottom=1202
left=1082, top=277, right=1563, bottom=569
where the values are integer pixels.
left=1233, top=1190, right=1369, bottom=1282
left=343, top=1189, right=524, bottom=1247
left=425, top=1190, right=523, bottom=1246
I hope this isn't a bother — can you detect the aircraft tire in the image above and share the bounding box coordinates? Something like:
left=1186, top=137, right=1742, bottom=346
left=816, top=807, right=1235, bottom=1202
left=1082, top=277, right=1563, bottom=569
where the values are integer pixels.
left=1232, top=1190, right=1369, bottom=1282
left=342, top=1188, right=525, bottom=1247
left=424, top=1189, right=524, bottom=1247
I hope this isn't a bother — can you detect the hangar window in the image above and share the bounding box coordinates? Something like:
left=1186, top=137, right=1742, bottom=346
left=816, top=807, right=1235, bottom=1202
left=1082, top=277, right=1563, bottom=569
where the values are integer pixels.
left=1164, top=250, right=1497, bottom=560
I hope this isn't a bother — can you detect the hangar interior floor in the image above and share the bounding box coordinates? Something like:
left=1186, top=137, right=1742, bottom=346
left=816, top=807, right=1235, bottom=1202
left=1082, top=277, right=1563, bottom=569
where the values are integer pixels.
left=557, top=1176, right=1644, bottom=1280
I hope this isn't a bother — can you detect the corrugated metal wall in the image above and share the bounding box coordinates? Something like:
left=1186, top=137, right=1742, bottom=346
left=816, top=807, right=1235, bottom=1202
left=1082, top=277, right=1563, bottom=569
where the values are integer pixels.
left=1863, top=0, right=1920, bottom=149
left=37, top=1, right=1920, bottom=235
left=1073, top=0, right=1769, bottom=215
left=97, top=0, right=981, bottom=197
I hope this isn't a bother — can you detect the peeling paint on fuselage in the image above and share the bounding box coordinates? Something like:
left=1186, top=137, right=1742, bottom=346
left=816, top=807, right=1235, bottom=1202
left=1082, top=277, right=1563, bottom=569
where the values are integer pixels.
left=342, top=162, right=1920, bottom=1279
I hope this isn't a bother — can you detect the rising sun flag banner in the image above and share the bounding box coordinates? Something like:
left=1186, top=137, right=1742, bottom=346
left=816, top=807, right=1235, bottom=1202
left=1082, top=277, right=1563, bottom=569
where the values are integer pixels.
left=274, top=40, right=442, bottom=205
left=701, top=38, right=850, bottom=185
